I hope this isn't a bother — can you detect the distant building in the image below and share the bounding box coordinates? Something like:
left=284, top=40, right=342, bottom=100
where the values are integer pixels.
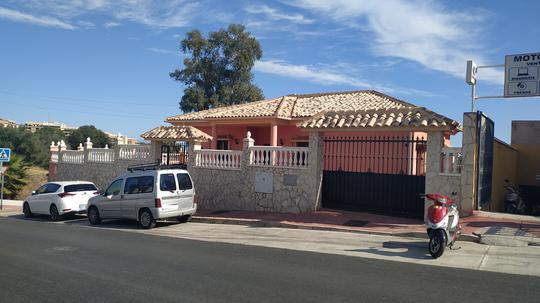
left=0, top=118, right=18, bottom=128
left=24, top=121, right=78, bottom=136
left=104, top=132, right=139, bottom=145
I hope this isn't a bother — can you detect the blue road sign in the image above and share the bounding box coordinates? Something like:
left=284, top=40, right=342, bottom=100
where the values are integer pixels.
left=0, top=148, right=11, bottom=162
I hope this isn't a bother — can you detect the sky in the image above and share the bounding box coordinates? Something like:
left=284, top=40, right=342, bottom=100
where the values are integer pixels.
left=1, top=0, right=540, bottom=145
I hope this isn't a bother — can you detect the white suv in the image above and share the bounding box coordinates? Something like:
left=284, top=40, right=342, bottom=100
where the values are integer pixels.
left=23, top=181, right=99, bottom=221
left=86, top=167, right=197, bottom=229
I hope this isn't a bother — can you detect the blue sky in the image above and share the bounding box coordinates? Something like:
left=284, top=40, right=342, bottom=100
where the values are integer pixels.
left=1, top=0, right=540, bottom=145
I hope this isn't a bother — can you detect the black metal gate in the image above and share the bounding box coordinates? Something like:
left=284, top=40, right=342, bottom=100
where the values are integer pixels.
left=476, top=112, right=494, bottom=209
left=161, top=142, right=189, bottom=166
left=322, top=136, right=427, bottom=218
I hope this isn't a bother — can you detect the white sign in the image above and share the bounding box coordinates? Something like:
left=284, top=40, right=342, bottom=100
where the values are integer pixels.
left=505, top=53, right=540, bottom=97
left=466, top=60, right=477, bottom=85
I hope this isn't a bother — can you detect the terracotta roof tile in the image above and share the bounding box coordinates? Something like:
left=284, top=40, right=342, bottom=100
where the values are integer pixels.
left=140, top=126, right=212, bottom=141
left=298, top=107, right=460, bottom=132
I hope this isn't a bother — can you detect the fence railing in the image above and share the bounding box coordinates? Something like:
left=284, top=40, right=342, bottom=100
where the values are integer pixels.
left=441, top=147, right=462, bottom=175
left=88, top=148, right=115, bottom=163
left=119, top=145, right=151, bottom=160
left=61, top=150, right=84, bottom=164
left=195, top=149, right=242, bottom=170
left=249, top=146, right=309, bottom=169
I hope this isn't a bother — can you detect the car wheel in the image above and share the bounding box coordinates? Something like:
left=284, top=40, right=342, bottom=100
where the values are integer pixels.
left=88, top=207, right=102, bottom=225
left=139, top=209, right=156, bottom=229
left=23, top=202, right=33, bottom=218
left=177, top=215, right=192, bottom=223
left=49, top=204, right=62, bottom=222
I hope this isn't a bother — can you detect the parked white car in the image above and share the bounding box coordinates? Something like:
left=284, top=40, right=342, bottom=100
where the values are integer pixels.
left=23, top=181, right=99, bottom=221
left=86, top=167, right=197, bottom=229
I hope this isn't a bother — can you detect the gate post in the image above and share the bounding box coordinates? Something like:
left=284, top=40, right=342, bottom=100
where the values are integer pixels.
left=308, top=131, right=324, bottom=210
left=460, top=112, right=478, bottom=216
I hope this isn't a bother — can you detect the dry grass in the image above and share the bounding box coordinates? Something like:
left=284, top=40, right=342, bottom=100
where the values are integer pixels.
left=16, top=166, right=48, bottom=200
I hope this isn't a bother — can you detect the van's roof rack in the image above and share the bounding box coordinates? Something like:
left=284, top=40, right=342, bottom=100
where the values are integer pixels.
left=127, top=163, right=187, bottom=172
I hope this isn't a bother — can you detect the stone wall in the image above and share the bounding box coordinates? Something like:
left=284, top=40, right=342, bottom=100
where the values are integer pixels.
left=187, top=132, right=322, bottom=213
left=49, top=141, right=154, bottom=190
left=460, top=112, right=477, bottom=215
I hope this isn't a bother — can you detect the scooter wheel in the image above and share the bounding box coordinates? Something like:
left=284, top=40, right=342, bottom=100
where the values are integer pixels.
left=428, top=230, right=446, bottom=259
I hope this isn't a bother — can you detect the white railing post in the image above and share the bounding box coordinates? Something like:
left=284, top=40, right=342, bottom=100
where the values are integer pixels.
left=248, top=146, right=310, bottom=169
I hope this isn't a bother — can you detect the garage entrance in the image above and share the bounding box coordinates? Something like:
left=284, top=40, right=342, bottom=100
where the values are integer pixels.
left=322, top=135, right=427, bottom=218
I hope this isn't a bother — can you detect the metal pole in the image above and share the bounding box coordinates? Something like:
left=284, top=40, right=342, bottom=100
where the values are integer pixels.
left=1, top=161, right=4, bottom=210
left=471, top=83, right=476, bottom=112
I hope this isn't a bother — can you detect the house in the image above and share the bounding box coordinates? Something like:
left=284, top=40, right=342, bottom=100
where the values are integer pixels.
left=164, top=90, right=457, bottom=151
left=141, top=90, right=460, bottom=217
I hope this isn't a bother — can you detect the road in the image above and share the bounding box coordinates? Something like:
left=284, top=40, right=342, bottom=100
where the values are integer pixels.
left=0, top=216, right=539, bottom=303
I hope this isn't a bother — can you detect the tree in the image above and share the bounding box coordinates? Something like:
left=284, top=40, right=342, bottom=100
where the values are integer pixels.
left=68, top=125, right=111, bottom=149
left=1, top=154, right=28, bottom=199
left=0, top=127, right=45, bottom=167
left=170, top=24, right=264, bottom=112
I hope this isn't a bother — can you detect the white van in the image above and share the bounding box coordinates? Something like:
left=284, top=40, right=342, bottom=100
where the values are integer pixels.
left=86, top=167, right=196, bottom=229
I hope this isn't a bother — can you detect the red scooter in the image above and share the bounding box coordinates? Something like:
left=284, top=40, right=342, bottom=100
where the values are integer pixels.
left=424, top=193, right=462, bottom=258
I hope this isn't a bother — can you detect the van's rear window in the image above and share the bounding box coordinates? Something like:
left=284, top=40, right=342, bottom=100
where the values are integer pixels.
left=64, top=184, right=97, bottom=192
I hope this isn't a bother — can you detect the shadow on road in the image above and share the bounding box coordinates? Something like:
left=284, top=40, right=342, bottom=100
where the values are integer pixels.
left=346, top=241, right=431, bottom=260
left=7, top=214, right=182, bottom=230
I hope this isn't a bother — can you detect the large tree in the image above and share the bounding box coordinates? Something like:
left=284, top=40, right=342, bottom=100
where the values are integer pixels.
left=68, top=125, right=111, bottom=149
left=170, top=24, right=264, bottom=112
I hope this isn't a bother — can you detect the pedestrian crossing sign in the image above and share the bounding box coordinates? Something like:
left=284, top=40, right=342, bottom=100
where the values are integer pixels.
left=0, top=148, right=11, bottom=162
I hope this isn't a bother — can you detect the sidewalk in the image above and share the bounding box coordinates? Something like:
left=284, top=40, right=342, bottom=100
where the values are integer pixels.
left=193, top=208, right=540, bottom=245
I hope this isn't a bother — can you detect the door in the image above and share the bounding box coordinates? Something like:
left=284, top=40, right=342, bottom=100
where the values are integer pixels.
left=32, top=183, right=61, bottom=214
left=28, top=184, right=49, bottom=214
left=158, top=173, right=180, bottom=212
left=99, top=179, right=124, bottom=218
left=121, top=175, right=155, bottom=219
left=176, top=173, right=194, bottom=210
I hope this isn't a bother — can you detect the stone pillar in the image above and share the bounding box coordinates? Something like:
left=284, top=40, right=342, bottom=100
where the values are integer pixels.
left=308, top=131, right=324, bottom=210
left=48, top=141, right=58, bottom=181
left=151, top=140, right=163, bottom=164
left=425, top=131, right=444, bottom=218
left=84, top=137, right=93, bottom=149
left=59, top=140, right=67, bottom=151
left=77, top=143, right=84, bottom=151
left=460, top=112, right=477, bottom=216
left=243, top=131, right=255, bottom=167
left=187, top=140, right=202, bottom=171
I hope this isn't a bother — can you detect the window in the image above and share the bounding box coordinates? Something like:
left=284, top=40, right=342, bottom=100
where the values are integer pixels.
left=177, top=173, right=193, bottom=190
left=217, top=139, right=229, bottom=150
left=105, top=179, right=123, bottom=196
left=124, top=176, right=154, bottom=194
left=35, top=184, right=48, bottom=195
left=64, top=184, right=97, bottom=192
left=160, top=174, right=177, bottom=191
left=296, top=141, right=309, bottom=147
left=45, top=183, right=61, bottom=193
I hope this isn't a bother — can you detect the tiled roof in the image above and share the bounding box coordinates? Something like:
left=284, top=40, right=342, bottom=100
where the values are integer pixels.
left=165, top=90, right=459, bottom=132
left=166, top=90, right=416, bottom=122
left=140, top=126, right=212, bottom=141
left=298, top=107, right=460, bottom=132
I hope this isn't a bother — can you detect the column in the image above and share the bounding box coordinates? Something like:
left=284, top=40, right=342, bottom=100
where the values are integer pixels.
left=270, top=122, right=278, bottom=146
left=211, top=124, right=217, bottom=149
left=460, top=112, right=477, bottom=216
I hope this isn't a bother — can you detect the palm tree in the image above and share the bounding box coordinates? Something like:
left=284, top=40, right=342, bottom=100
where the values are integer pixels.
left=1, top=154, right=28, bottom=199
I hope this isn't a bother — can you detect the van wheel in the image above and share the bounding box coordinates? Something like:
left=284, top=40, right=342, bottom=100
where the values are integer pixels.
left=139, top=209, right=156, bottom=229
left=23, top=202, right=33, bottom=218
left=177, top=215, right=192, bottom=223
left=50, top=205, right=62, bottom=222
left=88, top=207, right=102, bottom=225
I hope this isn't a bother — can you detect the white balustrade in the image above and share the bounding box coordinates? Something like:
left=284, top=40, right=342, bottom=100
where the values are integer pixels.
left=119, top=145, right=151, bottom=160
left=195, top=149, right=243, bottom=170
left=61, top=151, right=84, bottom=164
left=441, top=147, right=462, bottom=175
left=50, top=153, right=59, bottom=163
left=249, top=146, right=309, bottom=169
left=88, top=149, right=115, bottom=163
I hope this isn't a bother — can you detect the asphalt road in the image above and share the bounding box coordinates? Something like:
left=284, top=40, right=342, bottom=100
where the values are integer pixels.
left=0, top=216, right=539, bottom=303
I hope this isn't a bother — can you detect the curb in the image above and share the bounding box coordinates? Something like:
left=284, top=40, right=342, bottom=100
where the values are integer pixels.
left=191, top=216, right=480, bottom=243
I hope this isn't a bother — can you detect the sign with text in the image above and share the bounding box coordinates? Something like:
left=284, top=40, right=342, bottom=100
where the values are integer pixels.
left=505, top=53, right=540, bottom=97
